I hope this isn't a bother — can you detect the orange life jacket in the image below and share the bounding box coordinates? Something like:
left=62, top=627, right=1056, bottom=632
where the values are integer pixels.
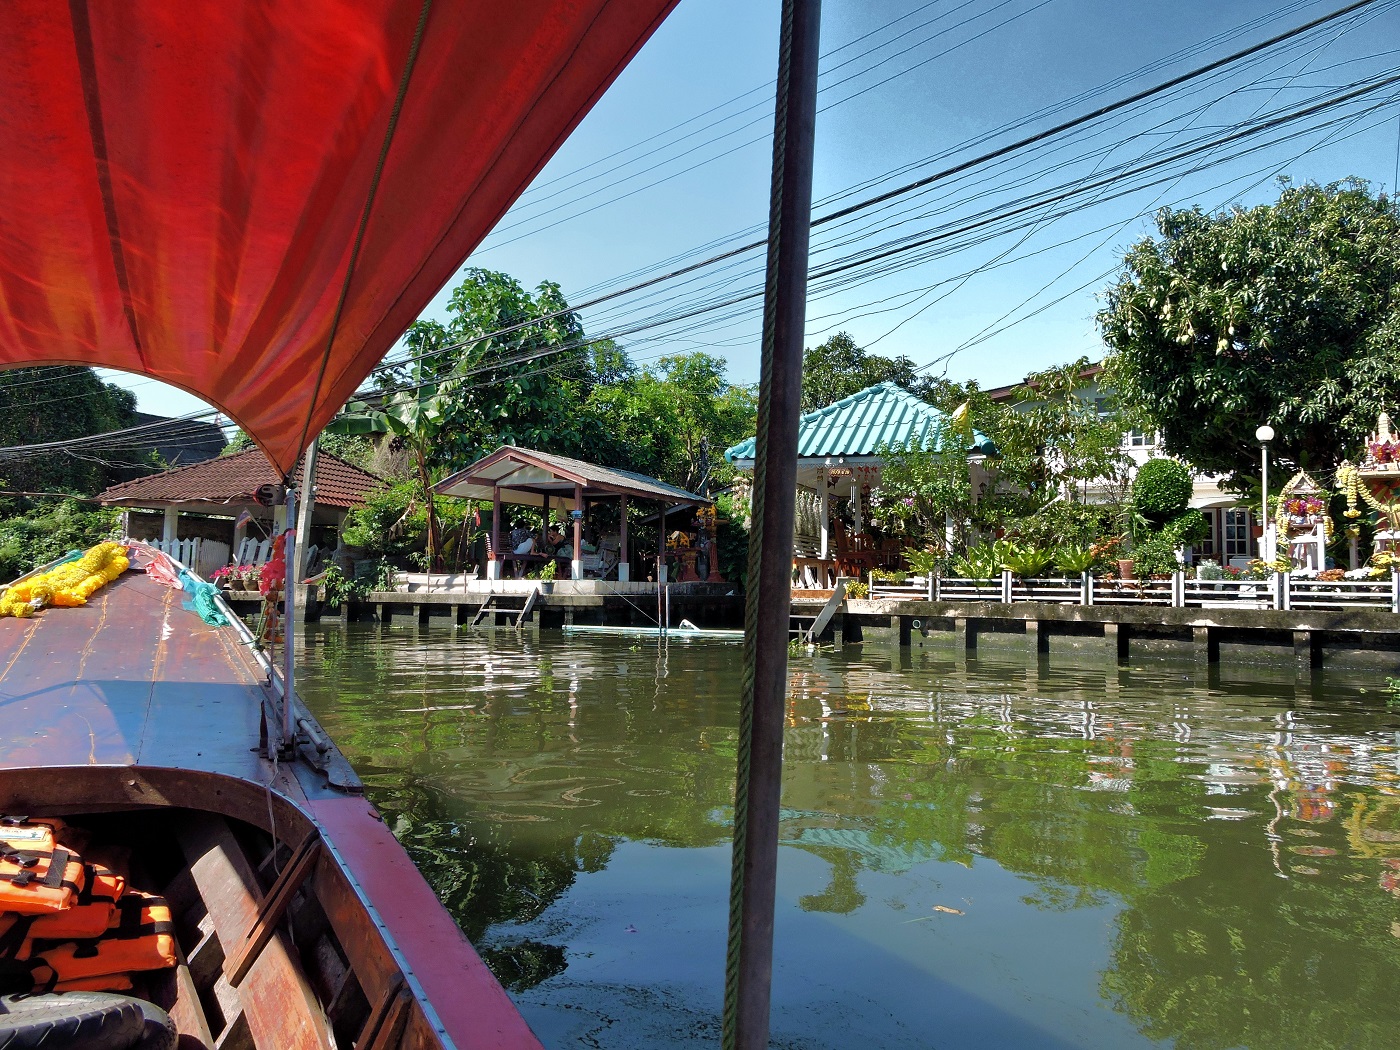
left=0, top=862, right=124, bottom=946
left=0, top=844, right=85, bottom=915
left=18, top=892, right=177, bottom=992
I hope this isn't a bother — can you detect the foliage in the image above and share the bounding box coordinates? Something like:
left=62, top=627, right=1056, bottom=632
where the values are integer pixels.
left=581, top=353, right=756, bottom=494
left=1162, top=508, right=1209, bottom=547
left=339, top=479, right=426, bottom=559
left=1132, top=459, right=1192, bottom=521
left=1195, top=559, right=1224, bottom=581
left=535, top=558, right=557, bottom=582
left=1130, top=533, right=1180, bottom=578
left=903, top=547, right=942, bottom=578
left=987, top=357, right=1131, bottom=511
left=952, top=540, right=1011, bottom=579
left=800, top=332, right=925, bottom=411
left=386, top=269, right=599, bottom=465
left=1053, top=543, right=1096, bottom=574
left=844, top=579, right=869, bottom=599
left=1100, top=178, right=1400, bottom=487
left=0, top=500, right=120, bottom=582
left=869, top=568, right=907, bottom=583
left=1001, top=542, right=1055, bottom=577
left=0, top=367, right=155, bottom=496
left=870, top=434, right=972, bottom=549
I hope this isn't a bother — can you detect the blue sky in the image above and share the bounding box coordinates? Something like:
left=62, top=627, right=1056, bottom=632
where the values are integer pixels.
left=123, top=0, right=1400, bottom=419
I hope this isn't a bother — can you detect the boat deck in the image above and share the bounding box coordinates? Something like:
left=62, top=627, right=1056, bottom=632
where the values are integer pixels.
left=0, top=564, right=540, bottom=1049
left=0, top=568, right=295, bottom=783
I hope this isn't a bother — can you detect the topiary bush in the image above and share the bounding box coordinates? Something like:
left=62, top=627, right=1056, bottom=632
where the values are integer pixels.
left=1132, top=458, right=1192, bottom=521
left=1162, top=508, right=1208, bottom=547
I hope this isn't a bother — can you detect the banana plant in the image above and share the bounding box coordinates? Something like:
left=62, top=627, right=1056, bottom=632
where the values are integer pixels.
left=326, top=380, right=455, bottom=572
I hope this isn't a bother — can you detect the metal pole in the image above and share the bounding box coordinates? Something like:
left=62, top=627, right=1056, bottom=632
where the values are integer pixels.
left=1261, top=443, right=1269, bottom=560
left=282, top=485, right=297, bottom=751
left=294, top=438, right=319, bottom=583
left=723, top=1, right=820, bottom=1047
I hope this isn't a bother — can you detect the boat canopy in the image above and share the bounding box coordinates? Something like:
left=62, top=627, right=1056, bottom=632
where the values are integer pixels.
left=0, top=0, right=676, bottom=475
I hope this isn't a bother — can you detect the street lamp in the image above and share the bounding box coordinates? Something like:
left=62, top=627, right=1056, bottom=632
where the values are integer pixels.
left=1256, top=424, right=1275, bottom=559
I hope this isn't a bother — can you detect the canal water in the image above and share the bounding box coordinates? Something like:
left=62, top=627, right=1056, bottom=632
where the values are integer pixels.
left=298, top=625, right=1400, bottom=1049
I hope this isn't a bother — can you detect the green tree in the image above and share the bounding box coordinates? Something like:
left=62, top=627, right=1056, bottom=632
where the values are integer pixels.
left=1099, top=178, right=1400, bottom=488
left=392, top=269, right=600, bottom=464
left=801, top=331, right=923, bottom=411
left=0, top=366, right=149, bottom=495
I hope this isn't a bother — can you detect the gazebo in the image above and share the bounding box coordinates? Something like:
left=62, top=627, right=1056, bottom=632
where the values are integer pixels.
left=725, top=382, right=993, bottom=580
left=433, top=446, right=712, bottom=581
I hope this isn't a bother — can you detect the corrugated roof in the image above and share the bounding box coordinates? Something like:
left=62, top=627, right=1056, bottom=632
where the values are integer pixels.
left=725, top=381, right=992, bottom=462
left=434, top=446, right=710, bottom=506
left=97, top=449, right=381, bottom=510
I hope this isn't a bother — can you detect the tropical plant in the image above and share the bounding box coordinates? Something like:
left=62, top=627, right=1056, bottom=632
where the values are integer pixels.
left=1001, top=542, right=1055, bottom=577
left=952, top=540, right=1012, bottom=579
left=869, top=568, right=908, bottom=583
left=1130, top=533, right=1180, bottom=578
left=536, top=559, right=558, bottom=582
left=903, top=547, right=942, bottom=578
left=844, top=579, right=869, bottom=599
left=1100, top=178, right=1400, bottom=487
left=1053, top=543, right=1096, bottom=574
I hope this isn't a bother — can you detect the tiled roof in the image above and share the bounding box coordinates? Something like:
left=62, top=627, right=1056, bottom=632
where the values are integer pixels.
left=435, top=446, right=710, bottom=505
left=97, top=449, right=381, bottom=509
left=725, top=381, right=993, bottom=462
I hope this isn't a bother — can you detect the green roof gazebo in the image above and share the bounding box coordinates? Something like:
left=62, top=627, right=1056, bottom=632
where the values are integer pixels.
left=724, top=382, right=993, bottom=574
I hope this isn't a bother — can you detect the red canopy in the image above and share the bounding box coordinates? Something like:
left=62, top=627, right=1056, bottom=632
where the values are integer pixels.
left=0, top=0, right=676, bottom=475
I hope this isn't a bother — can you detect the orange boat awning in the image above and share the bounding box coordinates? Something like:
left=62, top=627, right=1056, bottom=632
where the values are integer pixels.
left=0, top=1, right=676, bottom=475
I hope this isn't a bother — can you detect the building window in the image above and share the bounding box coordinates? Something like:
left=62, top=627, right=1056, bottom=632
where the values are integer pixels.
left=1196, top=510, right=1216, bottom=557
left=1094, top=397, right=1111, bottom=418
left=1126, top=429, right=1157, bottom=448
left=1223, top=509, right=1251, bottom=558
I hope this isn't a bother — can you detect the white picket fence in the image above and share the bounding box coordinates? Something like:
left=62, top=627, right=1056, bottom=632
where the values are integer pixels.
left=866, top=569, right=1400, bottom=613
left=137, top=537, right=230, bottom=580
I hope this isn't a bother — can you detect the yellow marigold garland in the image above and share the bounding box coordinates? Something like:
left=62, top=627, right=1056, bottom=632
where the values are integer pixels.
left=0, top=542, right=130, bottom=619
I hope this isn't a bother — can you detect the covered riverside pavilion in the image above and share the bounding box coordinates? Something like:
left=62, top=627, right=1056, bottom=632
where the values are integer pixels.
left=726, top=382, right=995, bottom=584
left=433, top=446, right=712, bottom=582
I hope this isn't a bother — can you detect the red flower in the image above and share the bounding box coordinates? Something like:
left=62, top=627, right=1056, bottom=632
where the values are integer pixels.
left=259, top=533, right=288, bottom=596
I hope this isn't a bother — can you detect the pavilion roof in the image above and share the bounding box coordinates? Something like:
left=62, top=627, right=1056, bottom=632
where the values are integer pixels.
left=97, top=449, right=380, bottom=512
left=724, top=381, right=994, bottom=464
left=433, top=446, right=710, bottom=508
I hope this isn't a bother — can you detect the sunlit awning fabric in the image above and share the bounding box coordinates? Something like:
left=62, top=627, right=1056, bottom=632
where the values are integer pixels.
left=0, top=0, right=676, bottom=475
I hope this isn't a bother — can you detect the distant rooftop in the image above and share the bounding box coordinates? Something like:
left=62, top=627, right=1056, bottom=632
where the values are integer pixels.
left=98, top=448, right=380, bottom=512
left=725, top=381, right=994, bottom=463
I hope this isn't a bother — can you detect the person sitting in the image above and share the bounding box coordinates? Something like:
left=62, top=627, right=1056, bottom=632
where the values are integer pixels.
left=546, top=525, right=564, bottom=552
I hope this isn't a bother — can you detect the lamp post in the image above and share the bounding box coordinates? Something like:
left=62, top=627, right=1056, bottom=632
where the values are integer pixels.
left=1256, top=424, right=1275, bottom=560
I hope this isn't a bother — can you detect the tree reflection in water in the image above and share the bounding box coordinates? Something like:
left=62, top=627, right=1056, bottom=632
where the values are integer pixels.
left=299, top=627, right=1400, bottom=1048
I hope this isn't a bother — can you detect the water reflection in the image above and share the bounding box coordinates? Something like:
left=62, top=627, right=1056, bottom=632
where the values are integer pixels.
left=299, top=626, right=1400, bottom=1049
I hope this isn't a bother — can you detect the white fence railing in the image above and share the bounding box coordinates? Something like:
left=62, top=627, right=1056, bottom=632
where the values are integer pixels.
left=865, top=569, right=1400, bottom=613
left=134, top=537, right=230, bottom=581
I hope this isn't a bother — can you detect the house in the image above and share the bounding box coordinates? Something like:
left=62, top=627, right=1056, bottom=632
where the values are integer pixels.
left=725, top=381, right=994, bottom=582
left=984, top=364, right=1261, bottom=562
left=98, top=449, right=381, bottom=570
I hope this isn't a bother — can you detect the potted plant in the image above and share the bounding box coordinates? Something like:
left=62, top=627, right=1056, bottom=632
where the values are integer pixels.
left=210, top=565, right=233, bottom=590
left=536, top=558, right=558, bottom=593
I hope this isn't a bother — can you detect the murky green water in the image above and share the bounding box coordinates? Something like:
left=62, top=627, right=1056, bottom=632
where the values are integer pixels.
left=298, top=625, right=1400, bottom=1049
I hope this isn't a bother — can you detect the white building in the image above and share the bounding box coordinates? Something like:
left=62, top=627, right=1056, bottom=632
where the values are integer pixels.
left=984, top=364, right=1264, bottom=564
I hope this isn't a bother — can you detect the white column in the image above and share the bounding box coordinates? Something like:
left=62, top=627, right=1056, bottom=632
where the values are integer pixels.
left=162, top=505, right=178, bottom=543
left=819, top=467, right=830, bottom=558
left=571, top=484, right=584, bottom=581
left=851, top=480, right=861, bottom=539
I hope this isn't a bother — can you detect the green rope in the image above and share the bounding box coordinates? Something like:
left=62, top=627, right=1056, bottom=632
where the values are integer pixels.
left=722, top=1, right=796, bottom=1045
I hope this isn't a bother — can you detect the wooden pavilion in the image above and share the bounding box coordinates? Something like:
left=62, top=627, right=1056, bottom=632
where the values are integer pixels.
left=433, top=446, right=712, bottom=582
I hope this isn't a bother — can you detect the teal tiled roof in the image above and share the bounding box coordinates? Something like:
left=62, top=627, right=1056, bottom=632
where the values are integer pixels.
left=725, top=381, right=993, bottom=462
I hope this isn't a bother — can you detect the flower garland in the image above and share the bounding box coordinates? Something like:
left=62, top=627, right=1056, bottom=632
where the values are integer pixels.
left=0, top=542, right=130, bottom=618
left=1338, top=461, right=1400, bottom=529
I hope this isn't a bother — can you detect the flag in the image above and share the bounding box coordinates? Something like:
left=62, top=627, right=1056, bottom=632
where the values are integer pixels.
left=234, top=508, right=252, bottom=530
left=948, top=401, right=974, bottom=449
